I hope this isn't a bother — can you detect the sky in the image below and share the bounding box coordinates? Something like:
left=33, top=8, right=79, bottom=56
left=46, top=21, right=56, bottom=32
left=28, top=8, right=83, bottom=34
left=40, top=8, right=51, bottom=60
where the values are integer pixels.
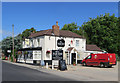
left=1, top=2, right=118, bottom=41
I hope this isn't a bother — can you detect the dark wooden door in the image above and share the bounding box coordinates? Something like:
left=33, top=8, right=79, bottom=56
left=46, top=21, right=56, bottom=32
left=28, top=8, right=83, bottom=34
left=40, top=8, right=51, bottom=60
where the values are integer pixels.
left=71, top=53, right=76, bottom=64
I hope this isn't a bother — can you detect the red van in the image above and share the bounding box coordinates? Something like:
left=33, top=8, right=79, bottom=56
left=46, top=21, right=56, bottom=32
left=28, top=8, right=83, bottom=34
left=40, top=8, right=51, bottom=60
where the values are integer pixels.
left=82, top=53, right=117, bottom=68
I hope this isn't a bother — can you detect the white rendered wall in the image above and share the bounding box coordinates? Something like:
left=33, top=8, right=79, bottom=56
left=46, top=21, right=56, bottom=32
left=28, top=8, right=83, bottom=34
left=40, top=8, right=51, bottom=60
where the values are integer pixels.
left=22, top=35, right=86, bottom=61
left=44, top=35, right=86, bottom=60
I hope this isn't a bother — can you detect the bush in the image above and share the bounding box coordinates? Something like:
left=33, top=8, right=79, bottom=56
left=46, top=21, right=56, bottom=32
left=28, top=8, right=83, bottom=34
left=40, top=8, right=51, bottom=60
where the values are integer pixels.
left=11, top=56, right=13, bottom=62
left=116, top=54, right=120, bottom=61
left=2, top=56, right=5, bottom=60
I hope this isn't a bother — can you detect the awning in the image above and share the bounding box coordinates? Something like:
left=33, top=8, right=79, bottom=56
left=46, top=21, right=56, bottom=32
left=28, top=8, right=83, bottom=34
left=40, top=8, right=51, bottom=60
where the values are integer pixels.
left=17, top=47, right=42, bottom=51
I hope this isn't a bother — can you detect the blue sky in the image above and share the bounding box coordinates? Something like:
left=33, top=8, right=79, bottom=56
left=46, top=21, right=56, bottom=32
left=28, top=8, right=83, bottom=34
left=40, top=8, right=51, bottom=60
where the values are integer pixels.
left=2, top=2, right=118, bottom=41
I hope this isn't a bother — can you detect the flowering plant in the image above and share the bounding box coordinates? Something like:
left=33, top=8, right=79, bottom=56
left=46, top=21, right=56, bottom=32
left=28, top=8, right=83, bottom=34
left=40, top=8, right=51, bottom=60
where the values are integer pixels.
left=46, top=50, right=50, bottom=54
left=18, top=51, right=22, bottom=55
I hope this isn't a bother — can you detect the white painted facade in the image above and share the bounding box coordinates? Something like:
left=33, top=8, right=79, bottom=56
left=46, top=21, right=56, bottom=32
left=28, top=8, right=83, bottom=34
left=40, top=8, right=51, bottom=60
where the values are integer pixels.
left=21, top=35, right=86, bottom=64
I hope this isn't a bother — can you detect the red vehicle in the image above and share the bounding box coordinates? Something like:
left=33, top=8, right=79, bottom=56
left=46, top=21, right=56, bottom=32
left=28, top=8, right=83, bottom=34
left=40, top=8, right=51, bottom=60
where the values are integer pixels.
left=82, top=53, right=117, bottom=68
left=5, top=57, right=8, bottom=60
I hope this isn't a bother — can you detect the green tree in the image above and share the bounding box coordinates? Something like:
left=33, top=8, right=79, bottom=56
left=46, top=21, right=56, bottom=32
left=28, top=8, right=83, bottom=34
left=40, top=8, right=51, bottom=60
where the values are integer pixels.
left=1, top=35, right=22, bottom=57
left=82, top=13, right=119, bottom=56
left=21, top=27, right=36, bottom=39
left=61, top=22, right=83, bottom=36
left=61, top=13, right=119, bottom=57
left=1, top=27, right=36, bottom=57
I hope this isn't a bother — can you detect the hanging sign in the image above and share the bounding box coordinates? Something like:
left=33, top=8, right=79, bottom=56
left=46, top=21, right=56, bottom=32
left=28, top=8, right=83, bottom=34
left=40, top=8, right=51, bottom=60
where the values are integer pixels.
left=7, top=50, right=11, bottom=53
left=57, top=39, right=65, bottom=47
left=25, top=39, right=29, bottom=45
left=52, top=50, right=63, bottom=60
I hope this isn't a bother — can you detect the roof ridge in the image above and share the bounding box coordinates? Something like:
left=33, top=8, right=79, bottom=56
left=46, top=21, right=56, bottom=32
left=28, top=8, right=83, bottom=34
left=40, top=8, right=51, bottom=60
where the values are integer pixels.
left=44, top=29, right=51, bottom=34
left=37, top=29, right=51, bottom=32
left=29, top=29, right=85, bottom=39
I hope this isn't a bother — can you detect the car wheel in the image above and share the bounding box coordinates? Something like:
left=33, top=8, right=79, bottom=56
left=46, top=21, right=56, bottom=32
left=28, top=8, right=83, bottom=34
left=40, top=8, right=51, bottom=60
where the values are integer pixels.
left=100, top=63, right=105, bottom=68
left=82, top=62, right=86, bottom=66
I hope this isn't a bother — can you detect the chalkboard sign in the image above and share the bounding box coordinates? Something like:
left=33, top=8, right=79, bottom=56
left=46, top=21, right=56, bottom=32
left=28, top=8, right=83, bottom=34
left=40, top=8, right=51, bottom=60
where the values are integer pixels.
left=57, top=39, right=65, bottom=47
left=52, top=50, right=63, bottom=60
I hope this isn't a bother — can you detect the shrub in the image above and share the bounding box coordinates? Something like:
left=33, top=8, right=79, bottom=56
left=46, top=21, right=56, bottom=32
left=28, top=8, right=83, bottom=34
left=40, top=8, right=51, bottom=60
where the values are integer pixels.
left=2, top=56, right=5, bottom=60
left=11, top=56, right=13, bottom=62
left=116, top=54, right=120, bottom=61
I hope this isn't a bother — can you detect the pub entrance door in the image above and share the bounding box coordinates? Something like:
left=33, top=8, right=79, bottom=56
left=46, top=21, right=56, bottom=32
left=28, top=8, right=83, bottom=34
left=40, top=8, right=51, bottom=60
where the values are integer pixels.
left=71, top=53, right=76, bottom=64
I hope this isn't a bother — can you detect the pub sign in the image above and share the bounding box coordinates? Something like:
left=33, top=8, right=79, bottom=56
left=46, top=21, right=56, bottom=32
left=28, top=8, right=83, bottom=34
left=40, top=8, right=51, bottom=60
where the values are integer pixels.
left=52, top=50, right=63, bottom=60
left=57, top=39, right=65, bottom=47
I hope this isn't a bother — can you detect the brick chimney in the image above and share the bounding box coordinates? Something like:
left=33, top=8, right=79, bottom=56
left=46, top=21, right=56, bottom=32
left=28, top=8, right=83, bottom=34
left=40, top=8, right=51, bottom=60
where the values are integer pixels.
left=52, top=21, right=59, bottom=36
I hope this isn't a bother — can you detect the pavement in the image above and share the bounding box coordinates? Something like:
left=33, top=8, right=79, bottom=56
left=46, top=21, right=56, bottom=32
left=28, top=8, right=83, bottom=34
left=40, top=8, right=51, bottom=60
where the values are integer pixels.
left=2, top=60, right=119, bottom=82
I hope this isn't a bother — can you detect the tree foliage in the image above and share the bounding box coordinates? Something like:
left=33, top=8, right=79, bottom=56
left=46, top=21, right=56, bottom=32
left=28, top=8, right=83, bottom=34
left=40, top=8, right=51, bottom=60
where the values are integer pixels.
left=61, top=13, right=120, bottom=56
left=21, top=27, right=36, bottom=39
left=1, top=27, right=36, bottom=57
left=82, top=13, right=119, bottom=55
left=61, top=22, right=83, bottom=36
left=1, top=35, right=22, bottom=57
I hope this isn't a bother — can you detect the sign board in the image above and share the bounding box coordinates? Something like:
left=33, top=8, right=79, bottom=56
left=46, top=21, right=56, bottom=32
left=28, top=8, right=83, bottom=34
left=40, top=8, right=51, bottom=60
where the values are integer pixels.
left=25, top=39, right=29, bottom=45
left=52, top=50, right=63, bottom=60
left=57, top=39, right=65, bottom=47
left=33, top=51, right=41, bottom=60
left=7, top=50, right=11, bottom=53
left=52, top=60, right=59, bottom=67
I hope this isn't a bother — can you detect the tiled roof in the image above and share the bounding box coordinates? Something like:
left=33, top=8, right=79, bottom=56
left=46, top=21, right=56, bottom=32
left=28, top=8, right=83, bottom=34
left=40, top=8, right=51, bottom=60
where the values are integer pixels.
left=29, top=29, right=84, bottom=38
left=86, top=45, right=102, bottom=52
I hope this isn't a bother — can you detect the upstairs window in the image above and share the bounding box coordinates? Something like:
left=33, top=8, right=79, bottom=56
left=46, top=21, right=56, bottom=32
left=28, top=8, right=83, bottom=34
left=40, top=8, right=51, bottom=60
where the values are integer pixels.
left=31, top=39, right=33, bottom=47
left=76, top=40, right=79, bottom=46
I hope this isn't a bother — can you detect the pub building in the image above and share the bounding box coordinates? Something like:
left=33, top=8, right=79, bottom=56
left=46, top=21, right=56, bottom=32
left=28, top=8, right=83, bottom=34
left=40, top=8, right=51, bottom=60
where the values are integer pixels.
left=17, top=21, right=103, bottom=65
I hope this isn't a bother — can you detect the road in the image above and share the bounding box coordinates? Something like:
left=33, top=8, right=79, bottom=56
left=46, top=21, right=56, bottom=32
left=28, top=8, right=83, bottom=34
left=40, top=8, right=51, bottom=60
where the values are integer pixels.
left=2, top=61, right=72, bottom=81
left=2, top=61, right=119, bottom=83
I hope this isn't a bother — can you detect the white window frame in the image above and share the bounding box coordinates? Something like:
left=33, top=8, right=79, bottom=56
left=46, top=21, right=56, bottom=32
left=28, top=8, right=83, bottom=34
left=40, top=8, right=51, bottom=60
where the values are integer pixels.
left=76, top=40, right=79, bottom=47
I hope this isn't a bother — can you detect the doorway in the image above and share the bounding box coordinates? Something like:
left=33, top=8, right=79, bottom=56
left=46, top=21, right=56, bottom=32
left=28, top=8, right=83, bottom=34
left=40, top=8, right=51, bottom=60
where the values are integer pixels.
left=71, top=53, right=76, bottom=64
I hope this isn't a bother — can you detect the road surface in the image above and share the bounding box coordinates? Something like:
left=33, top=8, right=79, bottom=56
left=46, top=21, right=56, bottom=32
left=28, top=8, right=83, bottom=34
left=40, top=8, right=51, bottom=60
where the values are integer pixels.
left=2, top=61, right=119, bottom=83
left=2, top=61, right=72, bottom=81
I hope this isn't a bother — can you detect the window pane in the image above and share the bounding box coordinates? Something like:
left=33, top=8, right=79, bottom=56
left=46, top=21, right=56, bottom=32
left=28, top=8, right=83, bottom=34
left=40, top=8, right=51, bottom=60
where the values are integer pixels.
left=76, top=40, right=79, bottom=46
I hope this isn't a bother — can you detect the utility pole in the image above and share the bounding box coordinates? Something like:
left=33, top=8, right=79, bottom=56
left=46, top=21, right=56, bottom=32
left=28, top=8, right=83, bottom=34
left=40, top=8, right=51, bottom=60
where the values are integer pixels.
left=12, top=24, right=15, bottom=62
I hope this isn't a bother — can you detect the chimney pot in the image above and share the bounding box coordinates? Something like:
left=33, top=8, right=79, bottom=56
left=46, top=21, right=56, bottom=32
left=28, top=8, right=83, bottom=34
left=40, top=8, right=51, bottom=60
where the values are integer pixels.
left=52, top=21, right=59, bottom=36
left=56, top=21, right=58, bottom=26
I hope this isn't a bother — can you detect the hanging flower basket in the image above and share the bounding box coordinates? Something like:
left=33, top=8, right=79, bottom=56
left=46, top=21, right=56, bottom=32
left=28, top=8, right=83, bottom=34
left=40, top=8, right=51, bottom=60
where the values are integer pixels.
left=46, top=50, right=50, bottom=54
left=18, top=51, right=22, bottom=55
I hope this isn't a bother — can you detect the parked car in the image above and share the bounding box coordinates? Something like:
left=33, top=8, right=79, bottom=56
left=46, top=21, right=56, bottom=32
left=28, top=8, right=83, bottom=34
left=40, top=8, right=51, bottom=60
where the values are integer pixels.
left=81, top=53, right=117, bottom=68
left=5, top=57, right=8, bottom=60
